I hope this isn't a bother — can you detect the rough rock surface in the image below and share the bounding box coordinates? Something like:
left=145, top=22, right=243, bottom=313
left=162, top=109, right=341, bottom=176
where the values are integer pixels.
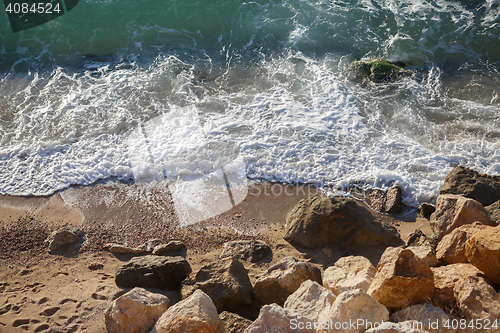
left=151, top=290, right=224, bottom=333
left=152, top=241, right=187, bottom=257
left=390, top=304, right=449, bottom=333
left=283, top=197, right=402, bottom=249
left=455, top=275, right=500, bottom=321
left=406, top=229, right=438, bottom=249
left=220, top=311, right=252, bottom=333
left=243, top=303, right=315, bottom=333
left=44, top=228, right=84, bottom=254
left=115, top=255, right=191, bottom=290
left=386, top=184, right=404, bottom=214
left=435, top=222, right=490, bottom=264
left=254, top=256, right=322, bottom=306
left=430, top=263, right=482, bottom=312
left=430, top=194, right=495, bottom=240
left=323, top=256, right=376, bottom=294
left=367, top=247, right=434, bottom=309
left=465, top=225, right=500, bottom=285
left=418, top=203, right=436, bottom=220
left=284, top=280, right=336, bottom=322
left=105, top=243, right=149, bottom=256
left=104, top=287, right=170, bottom=333
left=327, top=289, right=390, bottom=333
left=439, top=165, right=500, bottom=207
left=365, top=185, right=403, bottom=214
left=406, top=246, right=438, bottom=267
left=181, top=257, right=253, bottom=313
left=219, top=240, right=272, bottom=262
left=486, top=199, right=500, bottom=224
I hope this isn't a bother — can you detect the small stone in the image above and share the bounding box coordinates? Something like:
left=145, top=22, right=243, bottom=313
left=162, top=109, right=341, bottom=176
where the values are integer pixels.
left=152, top=241, right=187, bottom=257
left=219, top=240, right=272, bottom=262
left=44, top=228, right=84, bottom=255
left=88, top=262, right=104, bottom=270
left=418, top=203, right=436, bottom=219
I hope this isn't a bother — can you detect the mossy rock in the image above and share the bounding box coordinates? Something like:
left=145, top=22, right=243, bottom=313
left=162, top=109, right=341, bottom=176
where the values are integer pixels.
left=351, top=59, right=412, bottom=82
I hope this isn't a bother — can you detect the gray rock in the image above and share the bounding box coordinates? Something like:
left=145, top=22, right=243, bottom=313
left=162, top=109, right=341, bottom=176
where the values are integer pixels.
left=152, top=241, right=187, bottom=257
left=220, top=311, right=252, bottom=333
left=105, top=243, right=149, bottom=256
left=284, top=196, right=402, bottom=249
left=44, top=228, right=84, bottom=255
left=115, top=255, right=191, bottom=290
left=418, top=203, right=436, bottom=219
left=386, top=184, right=404, bottom=214
left=439, top=165, right=500, bottom=207
left=367, top=189, right=386, bottom=213
left=220, top=240, right=272, bottom=262
left=181, top=257, right=253, bottom=313
left=406, top=229, right=438, bottom=249
left=486, top=199, right=500, bottom=225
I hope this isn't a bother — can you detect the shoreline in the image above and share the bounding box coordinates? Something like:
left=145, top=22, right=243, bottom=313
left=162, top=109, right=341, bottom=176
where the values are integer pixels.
left=0, top=179, right=432, bottom=332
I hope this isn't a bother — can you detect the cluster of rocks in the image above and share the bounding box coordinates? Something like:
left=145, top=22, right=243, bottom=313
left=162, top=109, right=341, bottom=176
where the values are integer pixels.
left=102, top=165, right=500, bottom=333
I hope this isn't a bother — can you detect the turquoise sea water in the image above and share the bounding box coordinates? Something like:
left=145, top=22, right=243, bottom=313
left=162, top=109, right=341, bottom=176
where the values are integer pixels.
left=1, top=0, right=499, bottom=205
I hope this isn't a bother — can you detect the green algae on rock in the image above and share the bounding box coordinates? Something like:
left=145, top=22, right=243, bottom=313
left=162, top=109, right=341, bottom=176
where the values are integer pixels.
left=351, top=59, right=412, bottom=82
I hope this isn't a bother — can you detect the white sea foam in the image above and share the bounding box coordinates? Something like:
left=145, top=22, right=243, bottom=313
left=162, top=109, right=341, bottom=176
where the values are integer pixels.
left=1, top=0, right=499, bottom=208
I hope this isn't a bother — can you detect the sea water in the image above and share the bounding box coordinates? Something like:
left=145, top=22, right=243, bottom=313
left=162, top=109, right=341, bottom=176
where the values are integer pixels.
left=1, top=0, right=499, bottom=207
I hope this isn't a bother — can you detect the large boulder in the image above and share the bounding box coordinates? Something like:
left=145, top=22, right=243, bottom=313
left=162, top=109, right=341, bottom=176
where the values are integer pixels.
left=115, top=255, right=191, bottom=290
left=439, top=165, right=500, bottom=207
left=254, top=257, right=322, bottom=306
left=219, top=240, right=272, bottom=262
left=486, top=199, right=500, bottom=224
left=220, top=311, right=252, bottom=333
left=406, top=246, right=438, bottom=267
left=430, top=194, right=495, bottom=240
left=284, top=280, right=336, bottom=322
left=243, top=303, right=315, bottom=333
left=351, top=59, right=412, bottom=82
left=465, top=225, right=500, bottom=285
left=430, top=263, right=482, bottom=312
left=150, top=289, right=224, bottom=333
left=323, top=256, right=376, bottom=294
left=283, top=197, right=402, bottom=249
left=390, top=304, right=449, bottom=333
left=104, top=287, right=170, bottom=333
left=367, top=247, right=434, bottom=309
left=435, top=222, right=491, bottom=264
left=181, top=257, right=253, bottom=313
left=455, top=275, right=500, bottom=321
left=327, top=289, right=389, bottom=333
left=44, top=228, right=84, bottom=254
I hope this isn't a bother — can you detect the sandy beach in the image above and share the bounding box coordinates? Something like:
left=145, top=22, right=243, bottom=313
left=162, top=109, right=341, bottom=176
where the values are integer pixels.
left=0, top=181, right=432, bottom=333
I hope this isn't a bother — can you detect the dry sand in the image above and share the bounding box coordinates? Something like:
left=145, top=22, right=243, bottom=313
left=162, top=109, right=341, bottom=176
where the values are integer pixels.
left=0, top=180, right=432, bottom=333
